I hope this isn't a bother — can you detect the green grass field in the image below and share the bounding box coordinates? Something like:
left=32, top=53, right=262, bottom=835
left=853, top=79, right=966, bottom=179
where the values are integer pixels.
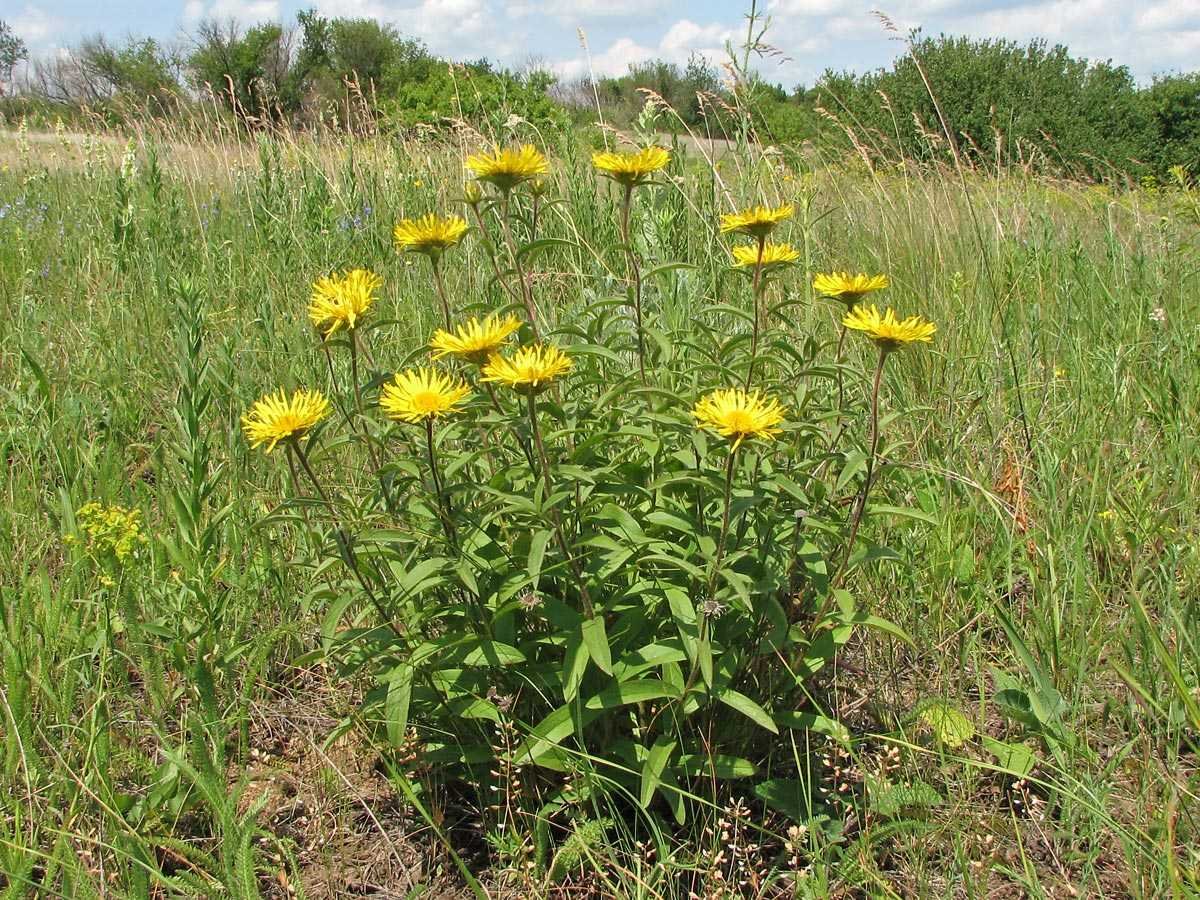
left=1, top=123, right=1198, bottom=898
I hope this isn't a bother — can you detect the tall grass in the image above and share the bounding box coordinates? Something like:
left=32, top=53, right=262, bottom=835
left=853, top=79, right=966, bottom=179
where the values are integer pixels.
left=1, top=119, right=1198, bottom=897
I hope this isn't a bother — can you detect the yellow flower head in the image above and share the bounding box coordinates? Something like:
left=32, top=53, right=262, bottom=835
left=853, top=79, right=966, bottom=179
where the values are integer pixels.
left=308, top=268, right=381, bottom=337
left=242, top=388, right=331, bottom=452
left=481, top=344, right=573, bottom=394
left=693, top=388, right=786, bottom=450
left=592, top=146, right=671, bottom=187
left=466, top=144, right=549, bottom=193
left=393, top=213, right=470, bottom=257
left=731, top=242, right=801, bottom=272
left=430, top=313, right=523, bottom=364
left=843, top=304, right=936, bottom=352
left=719, top=204, right=793, bottom=238
left=379, top=367, right=472, bottom=423
left=71, top=501, right=146, bottom=564
left=813, top=271, right=889, bottom=307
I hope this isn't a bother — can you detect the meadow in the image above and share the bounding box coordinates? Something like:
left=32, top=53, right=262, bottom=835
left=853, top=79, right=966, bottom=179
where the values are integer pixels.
left=1, top=116, right=1198, bottom=898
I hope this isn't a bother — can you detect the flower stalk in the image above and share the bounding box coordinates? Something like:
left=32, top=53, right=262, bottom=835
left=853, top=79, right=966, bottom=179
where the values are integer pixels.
left=619, top=184, right=648, bottom=384
left=526, top=390, right=594, bottom=618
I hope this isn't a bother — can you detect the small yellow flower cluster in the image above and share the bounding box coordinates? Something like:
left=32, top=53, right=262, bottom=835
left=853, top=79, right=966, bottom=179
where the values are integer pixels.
left=68, top=501, right=147, bottom=566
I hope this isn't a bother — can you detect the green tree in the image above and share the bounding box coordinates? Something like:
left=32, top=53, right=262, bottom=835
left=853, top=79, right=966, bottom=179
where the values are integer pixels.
left=0, top=19, right=28, bottom=93
left=76, top=36, right=182, bottom=114
left=1139, top=73, right=1200, bottom=176
left=820, top=33, right=1148, bottom=180
left=188, top=21, right=297, bottom=122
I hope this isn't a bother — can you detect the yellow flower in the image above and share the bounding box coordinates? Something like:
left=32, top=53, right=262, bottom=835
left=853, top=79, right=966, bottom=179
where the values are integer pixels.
left=719, top=204, right=793, bottom=238
left=308, top=268, right=381, bottom=337
left=693, top=388, right=786, bottom=450
left=481, top=344, right=573, bottom=394
left=242, top=389, right=331, bottom=452
left=465, top=144, right=549, bottom=193
left=1098, top=509, right=1117, bottom=521
left=731, top=242, right=800, bottom=272
left=379, top=367, right=472, bottom=423
left=1054, top=366, right=1067, bottom=379
left=592, top=146, right=670, bottom=187
left=813, top=271, right=889, bottom=307
left=393, top=213, right=470, bottom=257
left=71, top=501, right=146, bottom=564
left=843, top=304, right=936, bottom=352
left=430, top=313, right=523, bottom=364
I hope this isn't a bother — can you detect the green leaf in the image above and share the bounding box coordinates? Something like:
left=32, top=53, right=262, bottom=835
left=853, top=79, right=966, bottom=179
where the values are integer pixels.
left=716, top=688, right=778, bottom=734
left=516, top=237, right=578, bottom=260
left=753, top=778, right=808, bottom=822
left=461, top=640, right=526, bottom=666
left=867, top=504, right=940, bottom=526
left=581, top=616, right=613, bottom=675
left=677, top=754, right=757, bottom=779
left=775, top=711, right=851, bottom=743
left=639, top=738, right=676, bottom=808
left=915, top=701, right=975, bottom=748
left=562, top=632, right=589, bottom=703
left=384, top=664, right=413, bottom=748
left=867, top=777, right=942, bottom=817
left=981, top=736, right=1037, bottom=777
left=584, top=680, right=678, bottom=710
left=527, top=529, right=552, bottom=589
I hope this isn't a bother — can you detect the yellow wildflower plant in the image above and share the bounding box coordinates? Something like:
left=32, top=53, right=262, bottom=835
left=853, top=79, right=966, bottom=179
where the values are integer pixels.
left=466, top=144, right=549, bottom=193
left=592, top=146, right=671, bottom=187
left=308, top=268, right=382, bottom=337
left=481, top=344, right=573, bottom=394
left=67, top=501, right=147, bottom=567
left=693, top=388, right=787, bottom=450
left=430, top=313, right=523, bottom=365
left=242, top=388, right=331, bottom=452
left=379, top=368, right=472, bottom=423
left=813, top=271, right=889, bottom=307
left=719, top=204, right=794, bottom=238
left=731, top=242, right=801, bottom=272
left=393, top=213, right=470, bottom=257
left=843, top=304, right=936, bottom=352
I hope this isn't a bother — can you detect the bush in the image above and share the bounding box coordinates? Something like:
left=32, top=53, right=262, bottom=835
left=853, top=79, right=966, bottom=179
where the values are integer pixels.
left=819, top=34, right=1151, bottom=180
left=243, top=155, right=928, bottom=860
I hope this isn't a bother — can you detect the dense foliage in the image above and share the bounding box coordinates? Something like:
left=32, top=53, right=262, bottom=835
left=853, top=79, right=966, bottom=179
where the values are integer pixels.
left=819, top=33, right=1200, bottom=180
left=4, top=13, right=1200, bottom=180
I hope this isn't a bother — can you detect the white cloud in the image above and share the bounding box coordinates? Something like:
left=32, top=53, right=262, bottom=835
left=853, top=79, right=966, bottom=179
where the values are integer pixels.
left=538, top=0, right=672, bottom=19
left=554, top=16, right=737, bottom=80
left=1135, top=0, right=1200, bottom=31
left=312, top=0, right=522, bottom=58
left=10, top=4, right=63, bottom=49
left=183, top=0, right=282, bottom=24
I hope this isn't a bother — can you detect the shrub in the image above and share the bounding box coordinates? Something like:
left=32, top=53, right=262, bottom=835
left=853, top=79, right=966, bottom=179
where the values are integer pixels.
left=242, top=145, right=933, bottom=866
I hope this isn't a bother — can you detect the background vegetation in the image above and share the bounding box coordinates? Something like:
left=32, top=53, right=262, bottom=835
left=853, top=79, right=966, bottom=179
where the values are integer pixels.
left=1, top=9, right=1200, bottom=898
left=3, top=11, right=1200, bottom=182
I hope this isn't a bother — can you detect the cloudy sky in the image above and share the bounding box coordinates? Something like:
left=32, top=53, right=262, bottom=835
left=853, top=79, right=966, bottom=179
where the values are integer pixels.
left=8, top=0, right=1199, bottom=86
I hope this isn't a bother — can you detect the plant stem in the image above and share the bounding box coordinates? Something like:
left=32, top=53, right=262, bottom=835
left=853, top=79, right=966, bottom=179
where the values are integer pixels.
left=526, top=390, right=594, bottom=618
left=744, top=234, right=766, bottom=390
left=832, top=346, right=887, bottom=590
left=289, top=438, right=331, bottom=506
left=468, top=201, right=522, bottom=307
left=683, top=447, right=738, bottom=698
left=619, top=184, right=647, bottom=385
left=424, top=416, right=457, bottom=548
left=430, top=257, right=452, bottom=329
left=499, top=192, right=539, bottom=336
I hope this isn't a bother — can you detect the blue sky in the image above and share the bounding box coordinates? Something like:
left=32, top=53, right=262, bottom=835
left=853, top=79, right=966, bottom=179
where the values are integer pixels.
left=9, top=0, right=1200, bottom=87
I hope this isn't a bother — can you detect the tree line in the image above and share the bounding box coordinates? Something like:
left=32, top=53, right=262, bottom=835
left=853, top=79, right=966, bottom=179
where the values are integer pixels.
left=1, top=13, right=1197, bottom=183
